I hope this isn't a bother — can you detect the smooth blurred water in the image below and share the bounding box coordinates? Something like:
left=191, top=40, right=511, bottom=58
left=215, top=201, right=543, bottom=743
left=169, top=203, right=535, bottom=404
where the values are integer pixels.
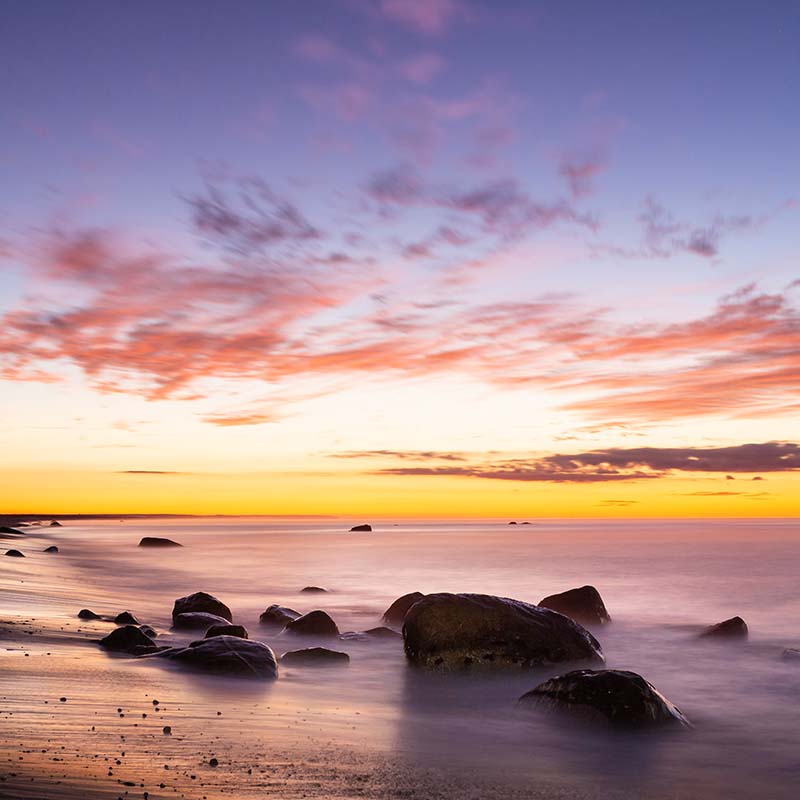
left=3, top=517, right=800, bottom=799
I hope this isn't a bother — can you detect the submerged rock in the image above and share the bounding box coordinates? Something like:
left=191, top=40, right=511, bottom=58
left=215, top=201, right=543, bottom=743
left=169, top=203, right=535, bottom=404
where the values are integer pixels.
left=49, top=520, right=62, bottom=527
left=782, top=648, right=800, bottom=661
left=700, top=616, right=748, bottom=639
left=538, top=586, right=611, bottom=627
left=280, top=647, right=350, bottom=666
left=4, top=549, right=24, bottom=557
left=0, top=526, right=24, bottom=535
left=340, top=626, right=401, bottom=641
left=100, top=625, right=158, bottom=654
left=403, top=593, right=603, bottom=671
left=382, top=592, right=425, bottom=626
left=519, top=669, right=691, bottom=729
left=283, top=610, right=339, bottom=637
left=139, top=536, right=182, bottom=548
left=164, top=635, right=278, bottom=679
left=205, top=624, right=248, bottom=640
left=172, top=612, right=230, bottom=630
left=300, top=586, right=329, bottom=593
left=349, top=524, right=372, bottom=532
left=259, top=604, right=301, bottom=627
left=78, top=609, right=102, bottom=620
left=114, top=611, right=140, bottom=625
left=172, top=591, right=232, bottom=623
left=43, top=545, right=59, bottom=553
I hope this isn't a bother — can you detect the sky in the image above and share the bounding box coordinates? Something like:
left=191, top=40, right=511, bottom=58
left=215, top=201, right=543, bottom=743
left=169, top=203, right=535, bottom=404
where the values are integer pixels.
left=0, top=0, right=798, bottom=517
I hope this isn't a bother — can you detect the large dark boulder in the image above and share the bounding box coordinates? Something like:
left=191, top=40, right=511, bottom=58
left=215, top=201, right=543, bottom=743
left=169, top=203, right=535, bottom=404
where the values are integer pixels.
left=283, top=610, right=339, bottom=637
left=4, top=549, right=24, bottom=557
left=139, top=537, right=182, bottom=548
left=280, top=647, right=350, bottom=666
left=43, top=545, right=59, bottom=553
left=205, top=624, right=248, bottom=640
left=349, top=524, right=372, bottom=532
left=382, top=592, right=425, bottom=626
left=519, top=669, right=691, bottom=729
left=259, top=604, right=301, bottom=627
left=403, top=593, right=603, bottom=671
left=78, top=609, right=101, bottom=620
left=538, top=586, right=611, bottom=627
left=700, top=616, right=748, bottom=639
left=172, top=611, right=230, bottom=630
left=164, top=636, right=278, bottom=679
left=114, top=611, right=140, bottom=625
left=100, top=625, right=157, bottom=654
left=172, top=592, right=232, bottom=623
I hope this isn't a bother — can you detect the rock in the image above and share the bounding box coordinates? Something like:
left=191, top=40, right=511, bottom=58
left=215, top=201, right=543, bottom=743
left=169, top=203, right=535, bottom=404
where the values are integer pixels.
left=280, top=647, right=350, bottom=666
left=205, top=624, right=248, bottom=640
left=700, top=616, right=748, bottom=639
left=172, top=612, right=230, bottom=630
left=0, top=526, right=24, bottom=535
left=382, top=592, right=425, bottom=626
left=349, top=524, right=372, bottom=532
left=340, top=626, right=401, bottom=641
left=139, top=625, right=157, bottom=638
left=403, top=593, right=604, bottom=671
left=172, top=592, right=232, bottom=623
left=43, top=545, right=59, bottom=553
left=78, top=609, right=101, bottom=620
left=283, top=610, right=339, bottom=637
left=164, top=636, right=278, bottom=679
left=521, top=521, right=531, bottom=525
left=508, top=521, right=517, bottom=525
left=49, top=520, right=62, bottom=527
left=139, top=537, right=182, bottom=548
left=259, top=604, right=301, bottom=627
left=519, top=669, right=691, bottom=729
left=4, top=549, right=24, bottom=557
left=100, top=625, right=157, bottom=654
left=538, top=586, right=611, bottom=627
left=782, top=648, right=800, bottom=661
left=300, top=586, right=329, bottom=593
left=114, top=611, right=140, bottom=625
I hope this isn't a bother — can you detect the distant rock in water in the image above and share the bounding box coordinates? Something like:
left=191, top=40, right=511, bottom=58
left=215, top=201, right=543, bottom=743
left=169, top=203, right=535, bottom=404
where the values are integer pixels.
left=259, top=604, right=301, bottom=627
left=538, top=586, right=611, bottom=627
left=349, top=524, right=372, bottom=532
left=521, top=521, right=531, bottom=525
left=114, top=611, right=140, bottom=625
left=164, top=636, right=278, bottom=679
left=283, top=610, right=340, bottom=637
left=0, top=526, right=24, bottom=536
left=172, top=611, right=230, bottom=630
left=78, top=609, right=101, bottom=620
left=172, top=591, right=232, bottom=623
left=43, top=545, right=59, bottom=553
left=300, top=586, right=329, bottom=593
left=139, top=536, right=182, bottom=548
left=100, top=625, right=158, bottom=654
left=508, top=521, right=517, bottom=525
left=205, top=624, right=248, bottom=640
left=403, top=593, right=604, bottom=671
left=49, top=520, right=62, bottom=527
left=281, top=647, right=349, bottom=666
left=4, top=549, right=24, bottom=557
left=519, top=669, right=691, bottom=729
left=782, top=648, right=800, bottom=661
left=700, top=616, right=748, bottom=639
left=382, top=592, right=425, bottom=626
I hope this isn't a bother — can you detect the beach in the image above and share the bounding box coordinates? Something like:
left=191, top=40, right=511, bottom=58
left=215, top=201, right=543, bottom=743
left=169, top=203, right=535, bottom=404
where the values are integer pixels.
left=2, top=517, right=799, bottom=799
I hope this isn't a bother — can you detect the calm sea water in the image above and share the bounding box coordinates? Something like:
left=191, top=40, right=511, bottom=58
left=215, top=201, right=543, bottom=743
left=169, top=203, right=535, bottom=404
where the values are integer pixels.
left=3, top=517, right=800, bottom=799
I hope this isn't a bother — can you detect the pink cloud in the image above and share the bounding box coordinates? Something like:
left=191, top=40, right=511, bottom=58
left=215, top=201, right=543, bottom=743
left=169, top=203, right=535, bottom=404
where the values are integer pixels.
left=379, top=0, right=468, bottom=35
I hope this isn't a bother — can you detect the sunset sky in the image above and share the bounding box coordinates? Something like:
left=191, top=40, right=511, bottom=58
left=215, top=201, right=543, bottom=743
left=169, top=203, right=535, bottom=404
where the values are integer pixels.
left=1, top=0, right=798, bottom=517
